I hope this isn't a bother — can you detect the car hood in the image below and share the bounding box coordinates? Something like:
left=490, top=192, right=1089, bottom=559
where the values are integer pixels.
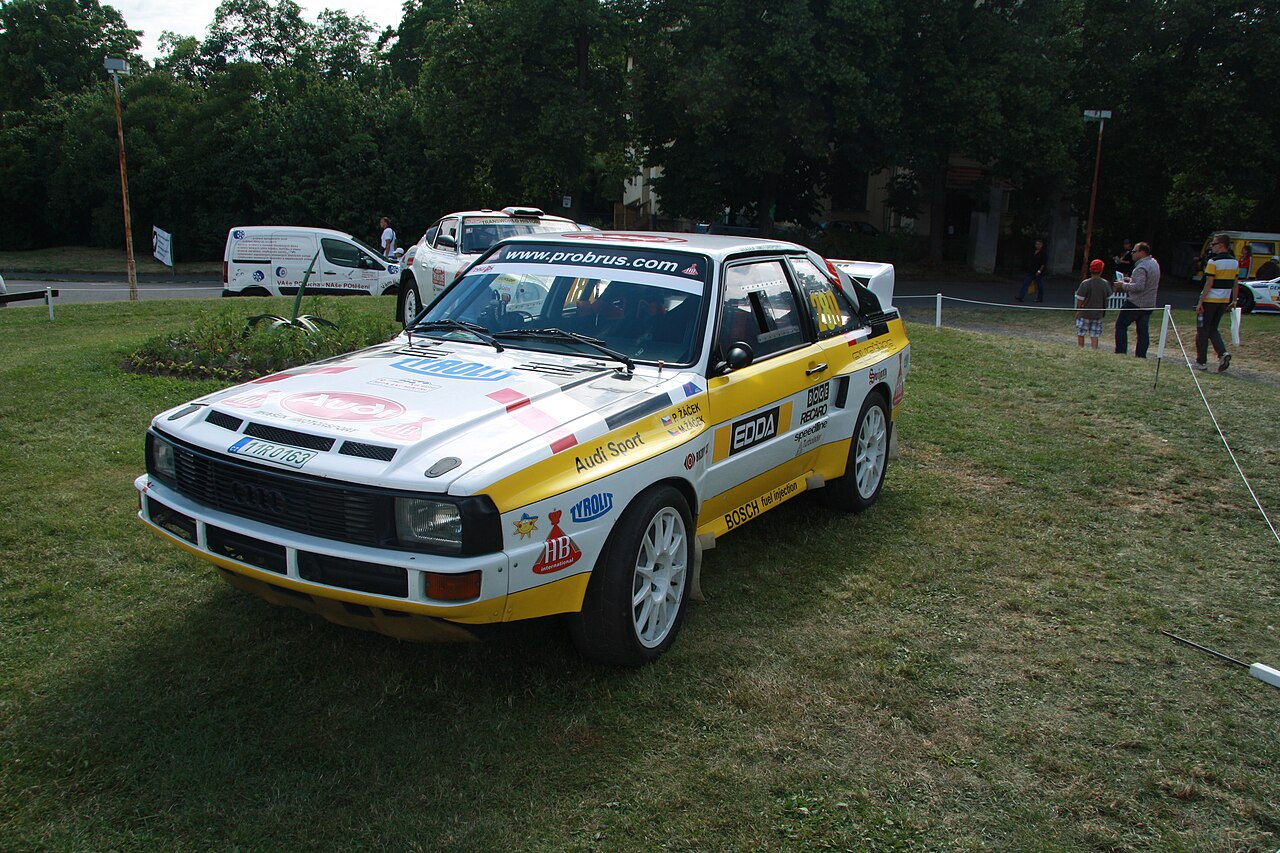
left=154, top=336, right=686, bottom=494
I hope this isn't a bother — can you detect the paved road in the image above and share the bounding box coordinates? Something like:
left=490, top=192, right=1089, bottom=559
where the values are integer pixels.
left=3, top=272, right=1201, bottom=310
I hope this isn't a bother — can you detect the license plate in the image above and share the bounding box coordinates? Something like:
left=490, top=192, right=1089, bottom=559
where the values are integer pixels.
left=228, top=437, right=316, bottom=469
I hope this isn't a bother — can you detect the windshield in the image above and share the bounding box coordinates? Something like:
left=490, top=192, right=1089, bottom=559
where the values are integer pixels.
left=421, top=241, right=710, bottom=364
left=461, top=218, right=579, bottom=255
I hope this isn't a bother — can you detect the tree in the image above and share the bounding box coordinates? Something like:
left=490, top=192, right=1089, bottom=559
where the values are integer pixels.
left=0, top=0, right=140, bottom=112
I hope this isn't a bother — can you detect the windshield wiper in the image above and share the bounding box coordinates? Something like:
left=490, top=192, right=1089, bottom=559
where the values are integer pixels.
left=492, top=328, right=634, bottom=373
left=407, top=319, right=503, bottom=351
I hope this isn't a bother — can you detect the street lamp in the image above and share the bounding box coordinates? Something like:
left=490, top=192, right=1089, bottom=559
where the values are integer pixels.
left=1080, top=109, right=1112, bottom=281
left=104, top=57, right=137, bottom=301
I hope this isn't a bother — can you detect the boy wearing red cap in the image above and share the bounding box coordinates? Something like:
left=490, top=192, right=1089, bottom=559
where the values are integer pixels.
left=1075, top=259, right=1110, bottom=349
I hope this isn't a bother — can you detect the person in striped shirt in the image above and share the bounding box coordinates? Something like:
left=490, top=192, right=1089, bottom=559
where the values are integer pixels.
left=1195, top=234, right=1238, bottom=372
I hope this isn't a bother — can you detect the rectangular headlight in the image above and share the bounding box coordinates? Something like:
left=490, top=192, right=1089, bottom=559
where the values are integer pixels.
left=149, top=433, right=177, bottom=482
left=395, top=498, right=462, bottom=554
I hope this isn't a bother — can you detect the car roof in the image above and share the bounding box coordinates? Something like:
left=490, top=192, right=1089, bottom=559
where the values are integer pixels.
left=447, top=208, right=577, bottom=224
left=230, top=225, right=355, bottom=241
left=500, top=230, right=810, bottom=261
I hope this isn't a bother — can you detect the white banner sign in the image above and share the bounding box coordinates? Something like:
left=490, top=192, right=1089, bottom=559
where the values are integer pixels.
left=152, top=226, right=173, bottom=267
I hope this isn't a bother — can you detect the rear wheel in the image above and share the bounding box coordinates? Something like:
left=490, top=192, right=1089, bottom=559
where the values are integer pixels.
left=568, top=485, right=693, bottom=666
left=1238, top=288, right=1255, bottom=314
left=820, top=392, right=890, bottom=512
left=401, top=280, right=422, bottom=326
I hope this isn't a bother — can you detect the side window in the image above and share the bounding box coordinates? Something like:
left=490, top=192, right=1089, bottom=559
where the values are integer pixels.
left=321, top=238, right=361, bottom=269
left=790, top=258, right=857, bottom=338
left=717, top=260, right=804, bottom=360
left=436, top=218, right=460, bottom=248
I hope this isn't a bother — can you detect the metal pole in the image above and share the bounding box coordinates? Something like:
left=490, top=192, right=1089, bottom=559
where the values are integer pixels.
left=935, top=293, right=942, bottom=328
left=111, top=73, right=138, bottom=301
left=1081, top=119, right=1105, bottom=281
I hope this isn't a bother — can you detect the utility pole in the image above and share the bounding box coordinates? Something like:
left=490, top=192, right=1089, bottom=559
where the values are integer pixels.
left=104, top=57, right=137, bottom=301
left=1080, top=109, right=1112, bottom=281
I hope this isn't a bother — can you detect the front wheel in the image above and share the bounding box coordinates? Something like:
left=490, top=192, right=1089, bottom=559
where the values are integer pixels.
left=568, top=485, right=693, bottom=666
left=1238, top=289, right=1255, bottom=314
left=820, top=392, right=890, bottom=512
left=401, top=280, right=422, bottom=327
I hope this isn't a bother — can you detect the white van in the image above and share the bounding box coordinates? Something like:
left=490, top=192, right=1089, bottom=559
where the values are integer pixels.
left=223, top=226, right=400, bottom=297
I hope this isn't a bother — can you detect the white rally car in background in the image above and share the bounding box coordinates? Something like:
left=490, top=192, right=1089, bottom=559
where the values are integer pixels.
left=138, top=232, right=910, bottom=665
left=397, top=206, right=586, bottom=324
left=1238, top=276, right=1280, bottom=313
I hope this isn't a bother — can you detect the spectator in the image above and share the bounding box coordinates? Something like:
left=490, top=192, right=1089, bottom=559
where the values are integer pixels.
left=1113, top=239, right=1134, bottom=277
left=1114, top=241, right=1160, bottom=358
left=1195, top=234, right=1237, bottom=372
left=1015, top=238, right=1047, bottom=303
left=1238, top=244, right=1252, bottom=282
left=1256, top=255, right=1280, bottom=280
left=379, top=216, right=396, bottom=257
left=1075, top=260, right=1109, bottom=349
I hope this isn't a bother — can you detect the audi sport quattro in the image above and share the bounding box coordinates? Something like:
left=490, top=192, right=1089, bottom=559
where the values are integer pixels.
left=137, top=232, right=910, bottom=665
left=397, top=207, right=586, bottom=325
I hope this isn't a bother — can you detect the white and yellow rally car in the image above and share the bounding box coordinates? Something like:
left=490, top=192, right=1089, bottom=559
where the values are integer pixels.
left=137, top=232, right=910, bottom=665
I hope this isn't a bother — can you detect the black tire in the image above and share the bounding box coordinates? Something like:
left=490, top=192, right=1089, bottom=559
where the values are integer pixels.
left=820, top=391, right=891, bottom=512
left=400, top=279, right=422, bottom=326
left=568, top=485, right=693, bottom=666
left=1238, top=288, right=1255, bottom=314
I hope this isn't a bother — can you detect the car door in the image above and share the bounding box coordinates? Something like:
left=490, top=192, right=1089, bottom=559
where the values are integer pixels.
left=428, top=216, right=463, bottom=295
left=701, top=257, right=829, bottom=529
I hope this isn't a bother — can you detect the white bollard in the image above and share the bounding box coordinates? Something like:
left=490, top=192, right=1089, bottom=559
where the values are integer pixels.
left=46, top=287, right=54, bottom=321
left=935, top=293, right=943, bottom=328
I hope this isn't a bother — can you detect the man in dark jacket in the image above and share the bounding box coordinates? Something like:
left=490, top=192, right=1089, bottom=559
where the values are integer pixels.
left=1015, top=239, right=1047, bottom=303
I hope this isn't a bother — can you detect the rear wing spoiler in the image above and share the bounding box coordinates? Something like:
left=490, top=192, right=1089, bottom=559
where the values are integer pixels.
left=830, top=259, right=895, bottom=308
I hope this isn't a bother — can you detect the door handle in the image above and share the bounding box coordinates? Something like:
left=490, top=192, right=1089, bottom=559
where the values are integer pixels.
left=324, top=271, right=337, bottom=275
left=805, top=363, right=829, bottom=376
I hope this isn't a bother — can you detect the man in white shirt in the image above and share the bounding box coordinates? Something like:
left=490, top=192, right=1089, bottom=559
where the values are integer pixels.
left=379, top=217, right=396, bottom=257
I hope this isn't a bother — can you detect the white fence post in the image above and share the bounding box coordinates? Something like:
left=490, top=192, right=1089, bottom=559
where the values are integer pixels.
left=46, top=287, right=54, bottom=321
left=1157, top=304, right=1170, bottom=360
left=935, top=293, right=943, bottom=328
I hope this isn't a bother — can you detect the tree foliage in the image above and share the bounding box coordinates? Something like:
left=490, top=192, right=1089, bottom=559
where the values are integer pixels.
left=0, top=0, right=1277, bottom=261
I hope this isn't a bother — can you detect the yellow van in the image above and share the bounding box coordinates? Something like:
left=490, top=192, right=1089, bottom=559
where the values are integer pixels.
left=1192, top=231, right=1280, bottom=282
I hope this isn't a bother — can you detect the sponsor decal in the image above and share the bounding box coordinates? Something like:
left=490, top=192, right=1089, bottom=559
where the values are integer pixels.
left=432, top=268, right=446, bottom=287
left=275, top=266, right=288, bottom=277
left=724, top=480, right=801, bottom=530
left=388, top=264, right=399, bottom=275
left=681, top=381, right=702, bottom=398
left=800, top=404, right=827, bottom=425
left=893, top=352, right=905, bottom=408
left=682, top=262, right=699, bottom=276
left=281, top=392, right=404, bottom=421
left=729, top=406, right=780, bottom=456
left=392, top=357, right=515, bottom=383
left=532, top=510, right=582, bottom=574
left=561, top=233, right=688, bottom=244
left=368, top=376, right=441, bottom=394
left=221, top=389, right=282, bottom=409
left=372, top=417, right=434, bottom=441
left=472, top=264, right=495, bottom=274
left=252, top=270, right=265, bottom=282
left=806, top=382, right=830, bottom=408
left=513, top=512, right=539, bottom=539
left=868, top=367, right=888, bottom=386
left=683, top=445, right=708, bottom=470
left=232, top=229, right=245, bottom=239
left=574, top=431, right=645, bottom=473
left=570, top=492, right=614, bottom=523
left=793, top=420, right=827, bottom=455
left=724, top=499, right=759, bottom=530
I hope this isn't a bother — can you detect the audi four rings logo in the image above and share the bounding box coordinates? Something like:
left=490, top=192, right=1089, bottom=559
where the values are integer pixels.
left=230, top=480, right=285, bottom=513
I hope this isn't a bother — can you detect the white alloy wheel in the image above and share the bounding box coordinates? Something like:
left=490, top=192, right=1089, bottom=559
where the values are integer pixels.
left=632, top=506, right=689, bottom=648
left=855, top=403, right=888, bottom=500
left=402, top=284, right=421, bottom=327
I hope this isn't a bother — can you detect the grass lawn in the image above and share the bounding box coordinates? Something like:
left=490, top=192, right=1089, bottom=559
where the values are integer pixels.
left=0, top=246, right=221, bottom=276
left=1, top=298, right=1277, bottom=851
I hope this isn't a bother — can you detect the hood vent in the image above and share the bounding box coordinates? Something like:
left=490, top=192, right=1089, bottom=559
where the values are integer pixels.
left=339, top=441, right=397, bottom=462
left=514, top=359, right=608, bottom=377
left=244, top=422, right=336, bottom=451
left=206, top=410, right=244, bottom=431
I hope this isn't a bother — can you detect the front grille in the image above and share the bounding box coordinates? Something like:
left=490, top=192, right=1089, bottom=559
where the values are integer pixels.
left=165, top=440, right=391, bottom=547
left=145, top=497, right=196, bottom=543
left=243, top=422, right=335, bottom=451
left=206, top=410, right=243, bottom=431
left=339, top=441, right=396, bottom=461
left=297, top=552, right=408, bottom=597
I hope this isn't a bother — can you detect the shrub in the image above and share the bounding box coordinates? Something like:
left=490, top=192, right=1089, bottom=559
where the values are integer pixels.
left=124, top=298, right=401, bottom=382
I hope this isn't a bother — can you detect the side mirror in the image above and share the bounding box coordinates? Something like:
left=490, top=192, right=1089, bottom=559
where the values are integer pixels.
left=436, top=234, right=458, bottom=251
left=714, top=343, right=754, bottom=374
